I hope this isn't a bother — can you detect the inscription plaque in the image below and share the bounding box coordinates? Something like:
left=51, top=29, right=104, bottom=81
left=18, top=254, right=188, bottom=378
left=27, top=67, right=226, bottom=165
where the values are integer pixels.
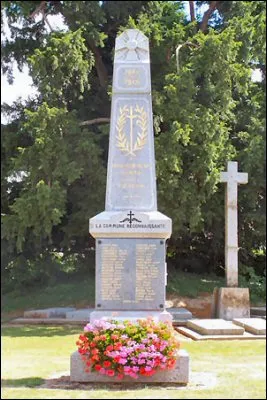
left=96, top=238, right=165, bottom=310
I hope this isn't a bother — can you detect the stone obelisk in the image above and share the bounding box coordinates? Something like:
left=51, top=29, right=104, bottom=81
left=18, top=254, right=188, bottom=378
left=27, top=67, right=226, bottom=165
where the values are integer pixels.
left=89, top=29, right=172, bottom=322
left=70, top=30, right=189, bottom=384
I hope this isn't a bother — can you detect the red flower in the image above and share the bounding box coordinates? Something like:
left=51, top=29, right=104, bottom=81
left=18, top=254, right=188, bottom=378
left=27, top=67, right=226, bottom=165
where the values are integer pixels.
left=107, top=369, right=115, bottom=377
left=106, top=345, right=113, bottom=352
left=103, top=360, right=112, bottom=368
left=95, top=364, right=102, bottom=371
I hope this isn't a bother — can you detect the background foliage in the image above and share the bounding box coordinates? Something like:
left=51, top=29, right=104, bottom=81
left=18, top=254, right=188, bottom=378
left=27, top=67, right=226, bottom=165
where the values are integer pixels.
left=1, top=1, right=266, bottom=293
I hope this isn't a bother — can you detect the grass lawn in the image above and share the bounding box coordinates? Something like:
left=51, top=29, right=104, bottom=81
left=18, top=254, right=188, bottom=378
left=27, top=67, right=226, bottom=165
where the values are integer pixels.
left=1, top=325, right=266, bottom=399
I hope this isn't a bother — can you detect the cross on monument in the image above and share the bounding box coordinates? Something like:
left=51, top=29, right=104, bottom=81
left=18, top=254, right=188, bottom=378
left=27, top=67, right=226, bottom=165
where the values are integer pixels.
left=220, top=161, right=248, bottom=287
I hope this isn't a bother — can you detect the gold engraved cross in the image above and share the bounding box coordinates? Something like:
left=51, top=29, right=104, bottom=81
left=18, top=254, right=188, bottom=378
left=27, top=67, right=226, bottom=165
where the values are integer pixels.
left=127, top=106, right=139, bottom=156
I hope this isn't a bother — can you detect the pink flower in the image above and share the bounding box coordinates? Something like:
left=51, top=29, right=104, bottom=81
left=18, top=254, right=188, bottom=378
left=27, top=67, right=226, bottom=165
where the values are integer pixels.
left=137, top=359, right=145, bottom=365
left=118, top=358, right=127, bottom=365
left=99, top=368, right=106, bottom=375
left=145, top=366, right=152, bottom=372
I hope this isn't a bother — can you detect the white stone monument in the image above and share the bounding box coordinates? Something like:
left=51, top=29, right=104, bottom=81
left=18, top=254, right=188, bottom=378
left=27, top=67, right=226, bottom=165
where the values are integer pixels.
left=212, top=161, right=250, bottom=320
left=89, top=29, right=173, bottom=323
left=70, top=28, right=189, bottom=383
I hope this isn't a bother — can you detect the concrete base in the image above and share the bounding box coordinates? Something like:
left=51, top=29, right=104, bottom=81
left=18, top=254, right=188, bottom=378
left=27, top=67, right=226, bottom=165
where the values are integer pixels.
left=212, top=287, right=250, bottom=320
left=70, top=349, right=189, bottom=383
left=89, top=309, right=173, bottom=324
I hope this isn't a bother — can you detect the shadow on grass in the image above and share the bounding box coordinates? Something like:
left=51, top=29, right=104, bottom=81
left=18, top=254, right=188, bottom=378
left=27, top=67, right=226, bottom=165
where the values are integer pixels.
left=1, top=326, right=82, bottom=338
left=38, top=375, right=188, bottom=391
left=1, top=377, right=45, bottom=387
left=1, top=375, right=187, bottom=391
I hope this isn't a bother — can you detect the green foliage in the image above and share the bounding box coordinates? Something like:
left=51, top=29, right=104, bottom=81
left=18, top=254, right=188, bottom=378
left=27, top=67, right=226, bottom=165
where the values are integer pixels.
left=1, top=1, right=265, bottom=290
left=28, top=29, right=94, bottom=105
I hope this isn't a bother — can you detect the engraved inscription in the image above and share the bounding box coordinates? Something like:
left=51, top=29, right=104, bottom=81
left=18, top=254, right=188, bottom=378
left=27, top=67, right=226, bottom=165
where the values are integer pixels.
left=136, top=243, right=160, bottom=301
left=97, top=239, right=165, bottom=310
left=100, top=243, right=126, bottom=301
left=124, top=68, right=141, bottom=86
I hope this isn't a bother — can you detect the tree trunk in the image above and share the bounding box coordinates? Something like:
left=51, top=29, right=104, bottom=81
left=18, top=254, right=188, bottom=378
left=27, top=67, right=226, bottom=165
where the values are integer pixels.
left=199, top=1, right=219, bottom=32
left=189, top=1, right=195, bottom=22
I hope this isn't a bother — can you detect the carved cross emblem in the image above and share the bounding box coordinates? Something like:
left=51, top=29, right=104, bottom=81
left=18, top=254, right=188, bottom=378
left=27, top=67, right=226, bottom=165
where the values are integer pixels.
left=115, top=29, right=149, bottom=61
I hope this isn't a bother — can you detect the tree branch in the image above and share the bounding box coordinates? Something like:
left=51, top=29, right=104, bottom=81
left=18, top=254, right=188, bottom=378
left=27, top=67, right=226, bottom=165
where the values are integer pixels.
left=199, top=1, right=219, bottom=32
left=44, top=15, right=53, bottom=32
left=87, top=39, right=109, bottom=88
left=29, top=1, right=47, bottom=20
left=189, top=1, right=195, bottom=22
left=79, top=117, right=110, bottom=126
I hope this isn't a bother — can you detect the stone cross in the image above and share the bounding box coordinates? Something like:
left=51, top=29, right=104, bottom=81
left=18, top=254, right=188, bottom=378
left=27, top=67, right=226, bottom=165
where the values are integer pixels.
left=220, top=161, right=248, bottom=287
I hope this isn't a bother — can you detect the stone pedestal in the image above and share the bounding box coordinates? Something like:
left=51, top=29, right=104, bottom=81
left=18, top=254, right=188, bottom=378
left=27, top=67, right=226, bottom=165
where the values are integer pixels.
left=212, top=287, right=250, bottom=320
left=70, top=349, right=189, bottom=384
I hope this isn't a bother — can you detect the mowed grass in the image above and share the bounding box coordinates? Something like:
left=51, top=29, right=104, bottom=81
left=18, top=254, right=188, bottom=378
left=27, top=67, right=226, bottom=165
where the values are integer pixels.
left=1, top=326, right=266, bottom=399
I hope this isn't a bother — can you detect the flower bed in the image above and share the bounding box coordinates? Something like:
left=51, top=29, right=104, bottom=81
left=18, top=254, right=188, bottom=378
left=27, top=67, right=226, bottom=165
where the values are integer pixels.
left=76, top=317, right=180, bottom=380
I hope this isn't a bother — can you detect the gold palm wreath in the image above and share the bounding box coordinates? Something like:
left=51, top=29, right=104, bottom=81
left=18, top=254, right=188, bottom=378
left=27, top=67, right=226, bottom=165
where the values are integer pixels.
left=116, top=104, right=148, bottom=156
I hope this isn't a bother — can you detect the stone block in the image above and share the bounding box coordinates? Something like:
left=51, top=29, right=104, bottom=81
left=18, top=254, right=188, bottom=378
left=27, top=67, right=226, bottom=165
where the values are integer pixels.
left=187, top=319, right=244, bottom=335
left=24, top=307, right=75, bottom=319
left=66, top=309, right=93, bottom=321
left=233, top=318, right=266, bottom=335
left=212, top=287, right=250, bottom=320
left=167, top=308, right=192, bottom=324
left=70, top=349, right=189, bottom=384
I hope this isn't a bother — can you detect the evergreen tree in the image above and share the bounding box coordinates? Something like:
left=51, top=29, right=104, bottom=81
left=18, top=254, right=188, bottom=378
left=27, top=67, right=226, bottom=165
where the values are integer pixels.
left=1, top=1, right=265, bottom=288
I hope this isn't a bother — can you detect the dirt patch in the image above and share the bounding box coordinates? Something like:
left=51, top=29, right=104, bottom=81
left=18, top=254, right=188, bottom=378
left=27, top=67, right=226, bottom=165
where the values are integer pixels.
left=166, top=293, right=212, bottom=319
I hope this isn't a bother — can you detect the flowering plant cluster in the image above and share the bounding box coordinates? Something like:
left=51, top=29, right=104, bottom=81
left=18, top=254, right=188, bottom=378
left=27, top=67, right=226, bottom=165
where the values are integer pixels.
left=76, top=317, right=180, bottom=379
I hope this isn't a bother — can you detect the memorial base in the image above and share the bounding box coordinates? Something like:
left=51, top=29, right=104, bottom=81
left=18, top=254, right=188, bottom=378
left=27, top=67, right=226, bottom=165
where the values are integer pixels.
left=70, top=349, right=189, bottom=384
left=212, top=287, right=250, bottom=320
left=90, top=309, right=173, bottom=323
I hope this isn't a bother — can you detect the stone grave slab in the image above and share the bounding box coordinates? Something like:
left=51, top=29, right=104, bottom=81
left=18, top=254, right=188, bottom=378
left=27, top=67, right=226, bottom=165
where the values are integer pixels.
left=233, top=318, right=266, bottom=335
left=176, top=326, right=266, bottom=341
left=187, top=319, right=244, bottom=335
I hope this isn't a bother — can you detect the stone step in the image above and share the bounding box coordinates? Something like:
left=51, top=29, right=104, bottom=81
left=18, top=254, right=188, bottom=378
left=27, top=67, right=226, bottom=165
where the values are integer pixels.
left=23, top=307, right=76, bottom=319
left=250, top=307, right=266, bottom=316
left=20, top=307, right=192, bottom=324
